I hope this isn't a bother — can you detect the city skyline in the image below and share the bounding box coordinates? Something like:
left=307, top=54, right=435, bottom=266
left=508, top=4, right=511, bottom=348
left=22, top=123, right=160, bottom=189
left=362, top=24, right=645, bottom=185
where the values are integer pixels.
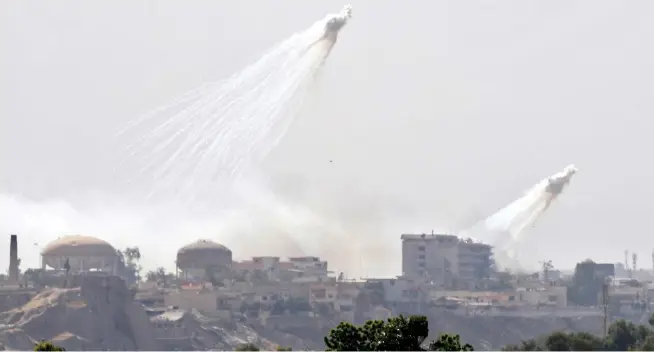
left=1, top=1, right=654, bottom=276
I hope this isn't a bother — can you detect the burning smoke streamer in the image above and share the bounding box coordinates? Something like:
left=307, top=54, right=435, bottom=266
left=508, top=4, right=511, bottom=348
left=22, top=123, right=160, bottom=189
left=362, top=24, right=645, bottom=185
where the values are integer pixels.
left=118, top=6, right=353, bottom=202
left=464, top=165, right=577, bottom=270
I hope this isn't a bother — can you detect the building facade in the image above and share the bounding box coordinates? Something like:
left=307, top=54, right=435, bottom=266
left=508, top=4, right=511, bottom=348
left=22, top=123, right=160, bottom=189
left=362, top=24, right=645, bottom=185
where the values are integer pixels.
left=401, top=233, right=492, bottom=289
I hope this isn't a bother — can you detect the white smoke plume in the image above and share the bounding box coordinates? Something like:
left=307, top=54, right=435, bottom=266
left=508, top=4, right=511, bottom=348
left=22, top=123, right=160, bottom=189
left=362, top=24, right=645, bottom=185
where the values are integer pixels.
left=463, top=165, right=577, bottom=271
left=118, top=7, right=352, bottom=203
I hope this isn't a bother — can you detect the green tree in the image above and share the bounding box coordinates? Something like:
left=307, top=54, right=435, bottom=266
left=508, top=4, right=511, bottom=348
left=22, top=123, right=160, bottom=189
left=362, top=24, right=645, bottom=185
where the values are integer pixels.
left=204, top=265, right=224, bottom=287
left=324, top=315, right=473, bottom=351
left=428, top=333, right=474, bottom=351
left=34, top=340, right=65, bottom=351
left=502, top=313, right=654, bottom=351
left=235, top=342, right=260, bottom=351
left=124, top=246, right=142, bottom=281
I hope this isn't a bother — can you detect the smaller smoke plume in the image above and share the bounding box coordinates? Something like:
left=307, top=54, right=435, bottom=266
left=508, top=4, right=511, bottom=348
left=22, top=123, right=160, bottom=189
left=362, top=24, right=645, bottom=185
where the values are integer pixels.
left=463, top=165, right=577, bottom=271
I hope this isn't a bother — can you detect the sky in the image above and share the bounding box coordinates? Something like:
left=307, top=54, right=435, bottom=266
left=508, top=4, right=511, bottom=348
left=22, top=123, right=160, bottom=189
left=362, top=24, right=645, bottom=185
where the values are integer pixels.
left=1, top=0, right=653, bottom=276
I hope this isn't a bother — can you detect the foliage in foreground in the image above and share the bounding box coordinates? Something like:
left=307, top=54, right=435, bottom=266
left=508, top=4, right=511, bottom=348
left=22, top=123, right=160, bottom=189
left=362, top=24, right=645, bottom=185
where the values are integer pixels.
left=34, top=340, right=65, bottom=351
left=324, top=315, right=473, bottom=351
left=503, top=317, right=654, bottom=351
left=234, top=342, right=292, bottom=351
left=34, top=311, right=654, bottom=351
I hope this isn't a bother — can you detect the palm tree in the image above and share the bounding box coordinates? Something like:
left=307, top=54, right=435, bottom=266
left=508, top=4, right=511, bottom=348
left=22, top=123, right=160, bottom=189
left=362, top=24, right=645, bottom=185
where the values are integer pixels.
left=124, top=247, right=141, bottom=262
left=541, top=260, right=554, bottom=283
left=122, top=247, right=142, bottom=282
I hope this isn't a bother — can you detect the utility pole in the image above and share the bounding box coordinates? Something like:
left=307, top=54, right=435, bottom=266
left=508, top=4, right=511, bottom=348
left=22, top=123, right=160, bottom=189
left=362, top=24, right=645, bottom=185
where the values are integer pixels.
left=602, top=277, right=610, bottom=337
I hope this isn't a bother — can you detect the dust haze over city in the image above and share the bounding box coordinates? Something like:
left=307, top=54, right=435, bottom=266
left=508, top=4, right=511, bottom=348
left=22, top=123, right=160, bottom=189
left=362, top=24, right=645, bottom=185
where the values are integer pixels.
left=1, top=0, right=653, bottom=277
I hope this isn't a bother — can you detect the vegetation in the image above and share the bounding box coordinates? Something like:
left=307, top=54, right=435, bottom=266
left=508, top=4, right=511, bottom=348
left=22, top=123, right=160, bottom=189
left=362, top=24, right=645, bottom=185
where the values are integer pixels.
left=321, top=313, right=654, bottom=351
left=235, top=342, right=261, bottom=351
left=145, top=266, right=175, bottom=286
left=234, top=343, right=292, bottom=351
left=33, top=340, right=65, bottom=351
left=33, top=310, right=654, bottom=351
left=204, top=265, right=224, bottom=287
left=503, top=314, right=654, bottom=350
left=116, top=246, right=142, bottom=284
left=324, top=315, right=473, bottom=351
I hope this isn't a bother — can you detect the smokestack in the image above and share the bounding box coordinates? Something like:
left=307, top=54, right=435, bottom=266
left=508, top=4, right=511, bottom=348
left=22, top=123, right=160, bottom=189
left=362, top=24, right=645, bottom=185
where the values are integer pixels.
left=9, top=234, right=18, bottom=282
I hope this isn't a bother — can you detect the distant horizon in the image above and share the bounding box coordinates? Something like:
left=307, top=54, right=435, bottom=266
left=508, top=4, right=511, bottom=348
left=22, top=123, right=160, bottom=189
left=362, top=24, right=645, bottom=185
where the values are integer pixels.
left=2, top=0, right=654, bottom=277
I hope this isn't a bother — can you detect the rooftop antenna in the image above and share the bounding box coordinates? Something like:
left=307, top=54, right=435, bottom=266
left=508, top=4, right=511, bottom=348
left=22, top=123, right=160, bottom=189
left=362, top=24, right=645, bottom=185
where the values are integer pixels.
left=625, top=250, right=631, bottom=278
left=633, top=253, right=638, bottom=274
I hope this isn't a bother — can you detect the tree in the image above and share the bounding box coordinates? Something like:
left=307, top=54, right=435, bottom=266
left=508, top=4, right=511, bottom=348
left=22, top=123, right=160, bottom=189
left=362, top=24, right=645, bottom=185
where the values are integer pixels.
left=34, top=340, right=65, bottom=351
left=145, top=267, right=175, bottom=286
left=235, top=342, right=260, bottom=351
left=123, top=247, right=142, bottom=281
left=428, top=334, right=474, bottom=351
left=541, top=260, right=554, bottom=282
left=324, top=315, right=473, bottom=351
left=204, top=265, right=224, bottom=287
left=145, top=270, right=157, bottom=282
left=502, top=313, right=654, bottom=351
left=23, top=268, right=46, bottom=288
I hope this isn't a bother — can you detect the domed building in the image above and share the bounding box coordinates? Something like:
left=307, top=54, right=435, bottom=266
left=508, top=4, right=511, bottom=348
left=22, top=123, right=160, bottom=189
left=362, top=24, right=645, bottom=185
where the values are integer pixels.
left=176, top=239, right=232, bottom=281
left=41, top=235, right=118, bottom=274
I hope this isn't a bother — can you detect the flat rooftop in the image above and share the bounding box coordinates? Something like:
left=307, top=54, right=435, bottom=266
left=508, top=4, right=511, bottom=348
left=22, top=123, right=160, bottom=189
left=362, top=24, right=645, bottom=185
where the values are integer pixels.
left=401, top=233, right=491, bottom=247
left=401, top=233, right=458, bottom=241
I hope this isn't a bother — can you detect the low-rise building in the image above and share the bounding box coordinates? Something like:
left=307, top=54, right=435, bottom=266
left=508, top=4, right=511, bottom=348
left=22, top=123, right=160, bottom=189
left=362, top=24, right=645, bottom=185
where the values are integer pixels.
left=309, top=283, right=338, bottom=304
left=164, top=289, right=219, bottom=312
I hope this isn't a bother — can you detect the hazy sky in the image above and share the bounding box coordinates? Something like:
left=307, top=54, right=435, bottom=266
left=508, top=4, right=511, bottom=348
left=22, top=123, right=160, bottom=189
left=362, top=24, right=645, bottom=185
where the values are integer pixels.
left=1, top=0, right=654, bottom=276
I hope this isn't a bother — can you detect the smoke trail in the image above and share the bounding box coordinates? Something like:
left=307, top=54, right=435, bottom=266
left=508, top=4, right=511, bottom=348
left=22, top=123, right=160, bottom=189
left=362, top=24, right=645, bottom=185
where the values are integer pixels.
left=0, top=173, right=403, bottom=278
left=484, top=179, right=550, bottom=243
left=118, top=12, right=347, bottom=201
left=463, top=166, right=576, bottom=271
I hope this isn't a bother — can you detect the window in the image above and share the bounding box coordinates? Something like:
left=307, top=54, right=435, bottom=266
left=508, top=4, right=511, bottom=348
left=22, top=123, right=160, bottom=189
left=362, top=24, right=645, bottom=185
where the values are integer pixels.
left=418, top=246, right=425, bottom=251
left=418, top=262, right=425, bottom=268
left=548, top=295, right=557, bottom=302
left=418, top=254, right=425, bottom=260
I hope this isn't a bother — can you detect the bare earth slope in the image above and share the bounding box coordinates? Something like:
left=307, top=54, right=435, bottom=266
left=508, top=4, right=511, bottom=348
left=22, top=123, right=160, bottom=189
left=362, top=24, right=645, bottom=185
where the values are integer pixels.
left=0, top=275, right=159, bottom=351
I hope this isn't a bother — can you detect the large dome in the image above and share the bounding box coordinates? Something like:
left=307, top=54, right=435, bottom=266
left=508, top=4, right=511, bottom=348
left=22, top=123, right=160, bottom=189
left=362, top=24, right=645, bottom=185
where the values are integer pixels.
left=41, top=235, right=117, bottom=258
left=176, top=239, right=232, bottom=269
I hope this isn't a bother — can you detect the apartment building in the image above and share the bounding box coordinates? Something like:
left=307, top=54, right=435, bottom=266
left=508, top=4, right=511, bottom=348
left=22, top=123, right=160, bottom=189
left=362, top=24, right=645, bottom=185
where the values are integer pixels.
left=401, top=233, right=492, bottom=288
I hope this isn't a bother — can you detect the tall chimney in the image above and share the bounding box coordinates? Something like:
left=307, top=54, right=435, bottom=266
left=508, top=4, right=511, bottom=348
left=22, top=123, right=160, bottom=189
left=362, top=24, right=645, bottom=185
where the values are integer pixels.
left=9, top=234, right=18, bottom=282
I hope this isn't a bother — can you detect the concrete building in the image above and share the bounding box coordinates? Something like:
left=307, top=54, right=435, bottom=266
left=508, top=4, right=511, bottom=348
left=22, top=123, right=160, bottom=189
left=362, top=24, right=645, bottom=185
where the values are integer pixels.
left=176, top=240, right=232, bottom=281
left=232, top=256, right=330, bottom=283
left=401, top=233, right=492, bottom=288
left=289, top=256, right=329, bottom=280
left=164, top=289, right=220, bottom=312
left=457, top=238, right=494, bottom=286
left=516, top=286, right=568, bottom=308
left=41, top=235, right=118, bottom=274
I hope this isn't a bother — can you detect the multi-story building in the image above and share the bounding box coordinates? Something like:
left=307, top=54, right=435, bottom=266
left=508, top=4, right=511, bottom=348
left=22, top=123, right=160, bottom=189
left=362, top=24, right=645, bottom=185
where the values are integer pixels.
left=401, top=234, right=458, bottom=286
left=232, top=256, right=330, bottom=283
left=401, top=233, right=492, bottom=289
left=457, top=238, right=494, bottom=286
